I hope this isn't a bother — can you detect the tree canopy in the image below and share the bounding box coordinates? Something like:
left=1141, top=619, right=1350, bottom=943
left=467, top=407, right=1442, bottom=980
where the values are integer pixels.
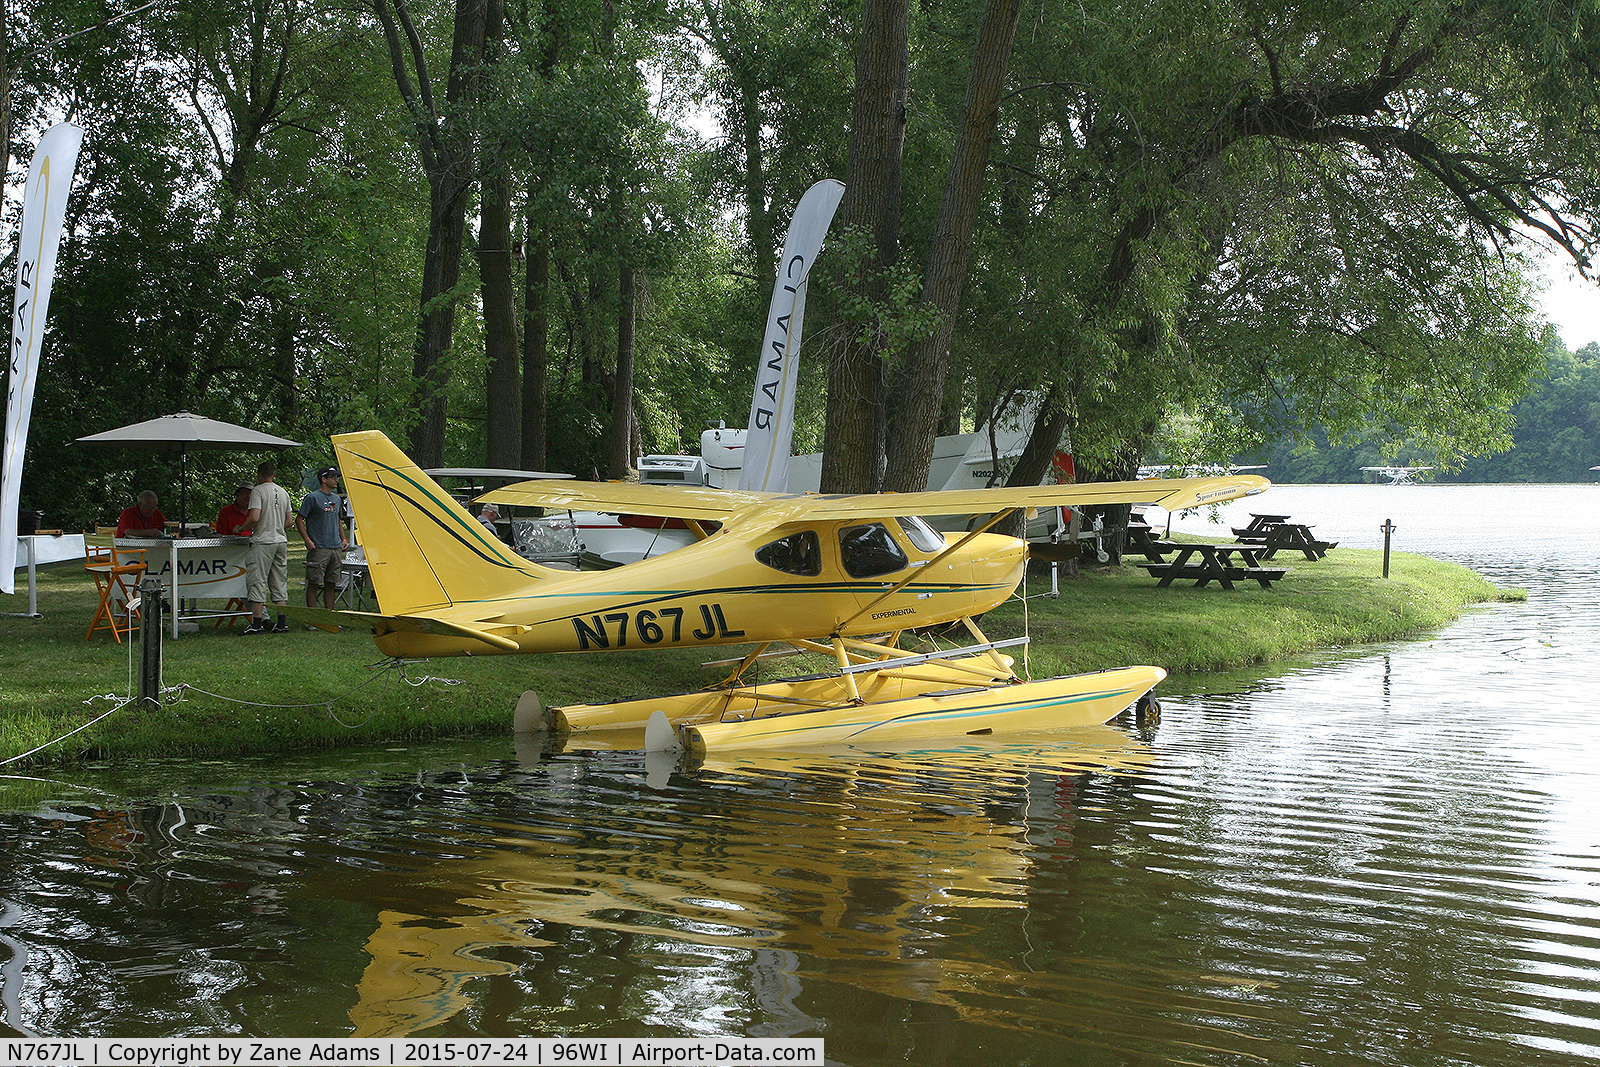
left=5, top=0, right=1600, bottom=529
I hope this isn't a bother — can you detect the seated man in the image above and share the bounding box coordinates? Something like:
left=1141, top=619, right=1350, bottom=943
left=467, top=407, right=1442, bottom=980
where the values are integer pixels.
left=215, top=484, right=255, bottom=536
left=116, top=490, right=168, bottom=537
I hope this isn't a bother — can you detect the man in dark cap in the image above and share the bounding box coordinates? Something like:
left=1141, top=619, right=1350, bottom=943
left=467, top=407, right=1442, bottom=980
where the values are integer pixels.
left=295, top=466, right=350, bottom=612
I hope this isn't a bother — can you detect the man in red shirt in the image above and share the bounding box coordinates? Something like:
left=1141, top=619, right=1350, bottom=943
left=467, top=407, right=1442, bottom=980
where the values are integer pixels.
left=116, top=491, right=167, bottom=537
left=215, top=484, right=254, bottom=536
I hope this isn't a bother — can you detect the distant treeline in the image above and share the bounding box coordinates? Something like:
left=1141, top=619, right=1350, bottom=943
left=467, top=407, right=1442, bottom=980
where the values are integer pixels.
left=1253, top=339, right=1600, bottom=483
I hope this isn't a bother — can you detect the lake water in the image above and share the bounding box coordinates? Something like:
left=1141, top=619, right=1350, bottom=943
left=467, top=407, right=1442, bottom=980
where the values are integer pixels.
left=2, top=483, right=1598, bottom=1065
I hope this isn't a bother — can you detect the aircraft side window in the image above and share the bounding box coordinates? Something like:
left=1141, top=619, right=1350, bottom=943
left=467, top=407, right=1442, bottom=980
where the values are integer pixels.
left=838, top=523, right=909, bottom=579
left=755, top=530, right=821, bottom=576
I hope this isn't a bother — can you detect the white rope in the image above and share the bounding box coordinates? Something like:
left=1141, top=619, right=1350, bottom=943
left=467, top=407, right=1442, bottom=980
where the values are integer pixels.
left=1, top=700, right=132, bottom=766
left=400, top=672, right=463, bottom=687
left=3, top=657, right=462, bottom=765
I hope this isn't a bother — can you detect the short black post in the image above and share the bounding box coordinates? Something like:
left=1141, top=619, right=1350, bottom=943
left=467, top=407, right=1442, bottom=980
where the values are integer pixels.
left=1380, top=519, right=1396, bottom=578
left=138, top=578, right=165, bottom=710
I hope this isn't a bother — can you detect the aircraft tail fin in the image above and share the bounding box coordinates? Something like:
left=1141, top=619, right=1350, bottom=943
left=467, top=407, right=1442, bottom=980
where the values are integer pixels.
left=333, top=430, right=553, bottom=616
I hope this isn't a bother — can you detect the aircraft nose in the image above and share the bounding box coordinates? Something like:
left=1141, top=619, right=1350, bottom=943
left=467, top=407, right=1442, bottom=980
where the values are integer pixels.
left=962, top=531, right=1028, bottom=562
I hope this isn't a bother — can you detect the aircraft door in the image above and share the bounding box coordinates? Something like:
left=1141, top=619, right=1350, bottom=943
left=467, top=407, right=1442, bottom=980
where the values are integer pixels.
left=837, top=521, right=939, bottom=622
left=838, top=522, right=908, bottom=581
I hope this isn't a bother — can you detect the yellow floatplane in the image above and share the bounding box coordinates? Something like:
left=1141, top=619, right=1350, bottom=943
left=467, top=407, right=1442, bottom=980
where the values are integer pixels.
left=317, top=430, right=1268, bottom=754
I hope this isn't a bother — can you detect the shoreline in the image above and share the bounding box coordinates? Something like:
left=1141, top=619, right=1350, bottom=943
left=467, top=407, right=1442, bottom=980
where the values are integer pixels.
left=0, top=547, right=1516, bottom=768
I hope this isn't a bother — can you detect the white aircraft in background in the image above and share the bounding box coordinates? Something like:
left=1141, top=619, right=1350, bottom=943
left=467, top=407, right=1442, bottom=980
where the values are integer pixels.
left=1360, top=466, right=1435, bottom=485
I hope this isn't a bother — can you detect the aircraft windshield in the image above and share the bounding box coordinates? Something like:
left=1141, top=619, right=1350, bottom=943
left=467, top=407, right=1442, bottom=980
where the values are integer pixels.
left=895, top=515, right=946, bottom=554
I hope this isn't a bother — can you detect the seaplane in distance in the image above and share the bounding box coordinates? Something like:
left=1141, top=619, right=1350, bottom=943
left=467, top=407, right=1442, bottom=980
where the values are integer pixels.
left=1360, top=465, right=1434, bottom=485
left=312, top=430, right=1269, bottom=754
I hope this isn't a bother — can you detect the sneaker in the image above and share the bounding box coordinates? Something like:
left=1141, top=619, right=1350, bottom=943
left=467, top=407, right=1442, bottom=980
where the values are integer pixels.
left=241, top=619, right=270, bottom=635
left=273, top=620, right=290, bottom=633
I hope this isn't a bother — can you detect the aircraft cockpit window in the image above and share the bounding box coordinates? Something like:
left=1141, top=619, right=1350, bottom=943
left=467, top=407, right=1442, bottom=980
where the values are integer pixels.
left=755, top=530, right=822, bottom=576
left=895, top=515, right=946, bottom=554
left=839, top=523, right=909, bottom=578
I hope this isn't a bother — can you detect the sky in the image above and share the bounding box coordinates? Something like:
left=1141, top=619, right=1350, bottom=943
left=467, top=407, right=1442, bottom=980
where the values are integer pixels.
left=1536, top=253, right=1600, bottom=351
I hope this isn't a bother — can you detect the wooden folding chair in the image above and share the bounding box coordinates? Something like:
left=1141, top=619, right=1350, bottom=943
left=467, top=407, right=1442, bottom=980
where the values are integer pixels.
left=215, top=596, right=249, bottom=627
left=85, top=543, right=149, bottom=642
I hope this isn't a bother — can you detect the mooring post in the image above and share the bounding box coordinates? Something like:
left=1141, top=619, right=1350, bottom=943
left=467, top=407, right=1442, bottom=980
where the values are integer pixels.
left=138, top=578, right=165, bottom=710
left=1381, top=519, right=1396, bottom=578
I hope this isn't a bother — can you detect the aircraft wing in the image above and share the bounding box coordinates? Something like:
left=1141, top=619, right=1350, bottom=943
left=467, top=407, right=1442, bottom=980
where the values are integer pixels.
left=767, top=475, right=1269, bottom=520
left=480, top=474, right=1267, bottom=524
left=477, top=480, right=783, bottom=521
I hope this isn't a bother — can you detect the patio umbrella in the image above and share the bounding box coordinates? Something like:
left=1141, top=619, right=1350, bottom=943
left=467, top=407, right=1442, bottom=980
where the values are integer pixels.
left=76, top=411, right=302, bottom=531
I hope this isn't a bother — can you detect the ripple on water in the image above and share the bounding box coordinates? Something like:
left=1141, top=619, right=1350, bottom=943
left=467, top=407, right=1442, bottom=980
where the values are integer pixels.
left=2, top=485, right=1600, bottom=1061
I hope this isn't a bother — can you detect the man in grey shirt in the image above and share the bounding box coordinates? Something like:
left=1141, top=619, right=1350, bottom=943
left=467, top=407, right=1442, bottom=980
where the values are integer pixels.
left=296, top=466, right=350, bottom=611
left=242, top=461, right=293, bottom=634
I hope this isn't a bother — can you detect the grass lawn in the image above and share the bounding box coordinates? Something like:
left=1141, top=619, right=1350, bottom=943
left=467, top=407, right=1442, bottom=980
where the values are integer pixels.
left=0, top=544, right=1517, bottom=767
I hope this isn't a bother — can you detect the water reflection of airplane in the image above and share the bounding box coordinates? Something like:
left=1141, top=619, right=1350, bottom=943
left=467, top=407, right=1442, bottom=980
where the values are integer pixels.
left=1360, top=465, right=1434, bottom=484
left=348, top=726, right=1156, bottom=1036
left=315, top=431, right=1266, bottom=752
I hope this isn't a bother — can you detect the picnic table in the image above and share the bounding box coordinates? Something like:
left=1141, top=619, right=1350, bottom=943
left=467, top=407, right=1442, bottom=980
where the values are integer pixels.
left=1232, top=513, right=1290, bottom=537
left=1137, top=540, right=1288, bottom=589
left=1230, top=513, right=1337, bottom=560
left=1124, top=519, right=1163, bottom=559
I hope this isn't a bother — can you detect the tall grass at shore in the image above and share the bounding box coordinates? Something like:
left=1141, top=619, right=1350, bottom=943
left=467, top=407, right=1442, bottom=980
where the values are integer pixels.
left=0, top=546, right=1515, bottom=767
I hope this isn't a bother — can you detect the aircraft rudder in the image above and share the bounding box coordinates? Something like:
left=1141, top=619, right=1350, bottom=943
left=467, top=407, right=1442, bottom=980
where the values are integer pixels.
left=333, top=430, right=552, bottom=615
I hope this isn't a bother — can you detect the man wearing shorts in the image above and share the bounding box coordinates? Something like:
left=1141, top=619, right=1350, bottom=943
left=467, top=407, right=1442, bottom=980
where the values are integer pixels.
left=241, top=461, right=293, bottom=635
left=296, top=466, right=349, bottom=611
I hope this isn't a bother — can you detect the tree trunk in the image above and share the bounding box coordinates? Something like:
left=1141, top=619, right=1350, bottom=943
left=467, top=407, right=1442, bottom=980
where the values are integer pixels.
left=741, top=78, right=774, bottom=295
left=412, top=167, right=474, bottom=467
left=373, top=0, right=488, bottom=467
left=988, top=381, right=1071, bottom=538
left=521, top=228, right=551, bottom=470
left=881, top=0, right=1023, bottom=493
left=608, top=264, right=636, bottom=478
left=518, top=0, right=562, bottom=471
left=478, top=0, right=520, bottom=468
left=480, top=165, right=520, bottom=467
left=822, top=0, right=909, bottom=493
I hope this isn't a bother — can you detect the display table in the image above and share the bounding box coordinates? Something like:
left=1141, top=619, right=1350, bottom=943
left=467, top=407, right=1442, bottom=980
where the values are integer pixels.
left=8, top=533, right=87, bottom=616
left=116, top=535, right=252, bottom=635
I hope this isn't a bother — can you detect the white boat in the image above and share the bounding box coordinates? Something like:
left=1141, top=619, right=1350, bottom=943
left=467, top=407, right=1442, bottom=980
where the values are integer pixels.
left=423, top=467, right=582, bottom=569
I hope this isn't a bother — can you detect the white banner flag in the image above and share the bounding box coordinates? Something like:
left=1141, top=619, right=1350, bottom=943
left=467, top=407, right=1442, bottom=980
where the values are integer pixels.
left=3, top=122, right=85, bottom=592
left=738, top=179, right=845, bottom=493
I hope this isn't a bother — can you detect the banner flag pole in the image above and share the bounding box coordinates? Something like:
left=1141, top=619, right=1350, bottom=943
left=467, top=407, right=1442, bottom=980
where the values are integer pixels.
left=2, top=122, right=86, bottom=594
left=737, top=179, right=845, bottom=493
